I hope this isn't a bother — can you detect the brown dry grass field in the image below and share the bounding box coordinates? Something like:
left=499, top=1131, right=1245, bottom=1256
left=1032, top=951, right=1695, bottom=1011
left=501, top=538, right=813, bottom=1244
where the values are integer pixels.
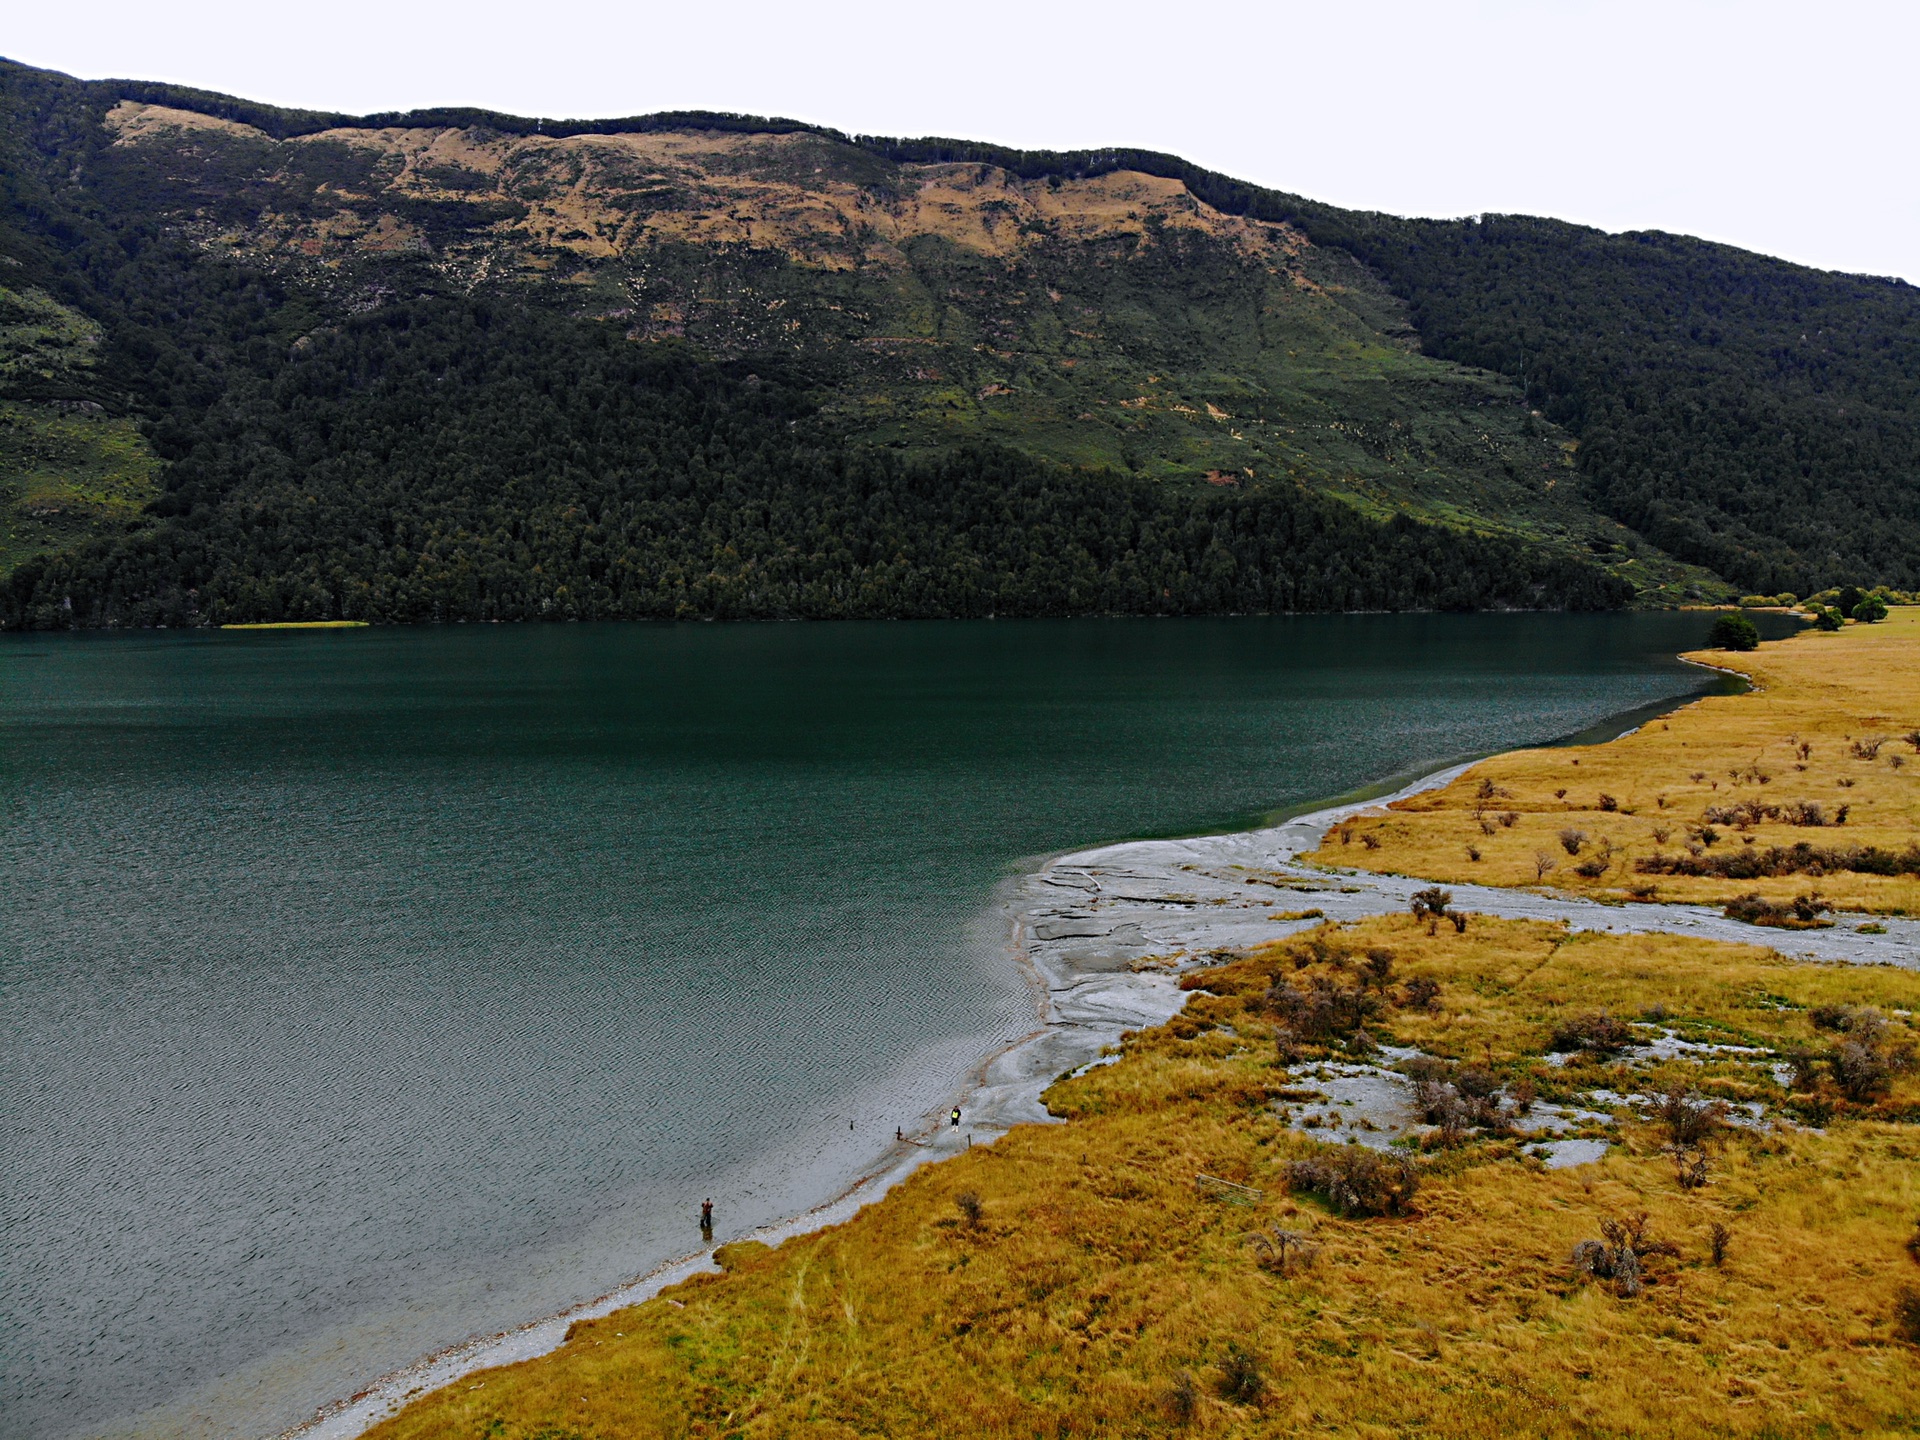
left=368, top=911, right=1920, bottom=1440
left=1309, top=609, right=1920, bottom=916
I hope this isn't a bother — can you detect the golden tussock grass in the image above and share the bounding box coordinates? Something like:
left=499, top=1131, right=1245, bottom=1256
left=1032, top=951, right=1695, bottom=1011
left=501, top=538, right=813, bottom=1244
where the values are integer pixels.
left=367, top=915, right=1920, bottom=1440
left=1309, top=609, right=1920, bottom=915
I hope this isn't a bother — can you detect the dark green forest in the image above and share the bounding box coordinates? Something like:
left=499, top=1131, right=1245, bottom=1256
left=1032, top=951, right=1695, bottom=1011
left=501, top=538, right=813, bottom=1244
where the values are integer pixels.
left=1320, top=217, right=1920, bottom=594
left=2, top=57, right=1915, bottom=626
left=4, top=299, right=1627, bottom=624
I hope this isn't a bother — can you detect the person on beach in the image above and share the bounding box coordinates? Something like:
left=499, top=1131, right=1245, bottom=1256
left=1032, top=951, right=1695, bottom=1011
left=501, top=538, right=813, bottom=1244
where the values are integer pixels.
left=950, top=1107, right=961, bottom=1128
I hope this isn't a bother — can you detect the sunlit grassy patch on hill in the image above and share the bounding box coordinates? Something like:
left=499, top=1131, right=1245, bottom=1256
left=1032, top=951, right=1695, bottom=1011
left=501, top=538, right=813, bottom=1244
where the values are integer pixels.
left=367, top=915, right=1919, bottom=1440
left=1309, top=608, right=1920, bottom=916
left=0, top=400, right=160, bottom=577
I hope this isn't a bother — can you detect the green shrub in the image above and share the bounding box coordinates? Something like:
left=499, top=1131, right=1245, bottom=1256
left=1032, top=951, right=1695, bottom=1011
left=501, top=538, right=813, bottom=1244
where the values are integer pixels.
left=1708, top=614, right=1760, bottom=651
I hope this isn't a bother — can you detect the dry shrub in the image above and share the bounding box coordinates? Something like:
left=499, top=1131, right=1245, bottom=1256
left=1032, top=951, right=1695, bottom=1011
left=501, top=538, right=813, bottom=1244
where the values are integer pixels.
left=1831, top=1038, right=1891, bottom=1102
left=1408, top=1059, right=1513, bottom=1142
left=1265, top=976, right=1378, bottom=1044
left=1723, top=891, right=1831, bottom=928
left=1780, top=1044, right=1821, bottom=1092
left=1273, top=1027, right=1300, bottom=1064
left=1409, top=886, right=1452, bottom=920
left=1218, top=1342, right=1266, bottom=1404
left=1641, top=840, right=1920, bottom=881
left=1659, top=1087, right=1728, bottom=1148
left=1667, top=1145, right=1709, bottom=1190
left=1572, top=1212, right=1678, bottom=1298
left=1895, top=1286, right=1920, bottom=1346
left=1399, top=975, right=1441, bottom=1012
left=1244, top=1224, right=1319, bottom=1275
left=1547, top=1009, right=1632, bottom=1056
left=1701, top=797, right=1832, bottom=828
left=1708, top=1222, right=1731, bottom=1266
left=1811, top=1005, right=1915, bottom=1103
left=1286, top=1144, right=1419, bottom=1216
left=954, top=1191, right=983, bottom=1228
left=1162, top=1371, right=1198, bottom=1425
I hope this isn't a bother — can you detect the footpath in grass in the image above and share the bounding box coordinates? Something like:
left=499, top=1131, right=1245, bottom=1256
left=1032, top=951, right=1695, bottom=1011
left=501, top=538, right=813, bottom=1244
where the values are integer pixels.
left=1308, top=609, right=1920, bottom=918
left=368, top=914, right=1920, bottom=1440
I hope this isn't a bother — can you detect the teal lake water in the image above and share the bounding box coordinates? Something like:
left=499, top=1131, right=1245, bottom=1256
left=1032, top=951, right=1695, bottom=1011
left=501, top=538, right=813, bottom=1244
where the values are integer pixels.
left=0, top=614, right=1788, bottom=1439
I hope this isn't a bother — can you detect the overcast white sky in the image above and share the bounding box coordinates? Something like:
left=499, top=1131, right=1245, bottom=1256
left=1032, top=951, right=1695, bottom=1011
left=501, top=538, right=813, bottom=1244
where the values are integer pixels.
left=9, top=0, right=1916, bottom=281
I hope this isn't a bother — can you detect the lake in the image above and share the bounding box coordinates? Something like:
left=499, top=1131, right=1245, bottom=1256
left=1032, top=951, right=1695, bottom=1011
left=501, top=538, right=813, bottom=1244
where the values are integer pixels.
left=0, top=613, right=1785, bottom=1438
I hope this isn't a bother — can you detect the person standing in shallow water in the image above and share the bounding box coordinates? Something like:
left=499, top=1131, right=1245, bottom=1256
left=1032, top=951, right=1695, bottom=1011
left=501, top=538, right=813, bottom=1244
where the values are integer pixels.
left=699, top=1198, right=713, bottom=1235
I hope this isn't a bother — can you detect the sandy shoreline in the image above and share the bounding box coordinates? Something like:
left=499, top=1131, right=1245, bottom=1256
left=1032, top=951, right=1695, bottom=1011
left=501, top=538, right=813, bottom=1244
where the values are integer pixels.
left=286, top=695, right=1918, bottom=1439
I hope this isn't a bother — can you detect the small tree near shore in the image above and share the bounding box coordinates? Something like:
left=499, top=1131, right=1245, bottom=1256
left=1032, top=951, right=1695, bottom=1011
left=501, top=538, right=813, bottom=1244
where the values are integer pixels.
left=1708, top=614, right=1760, bottom=651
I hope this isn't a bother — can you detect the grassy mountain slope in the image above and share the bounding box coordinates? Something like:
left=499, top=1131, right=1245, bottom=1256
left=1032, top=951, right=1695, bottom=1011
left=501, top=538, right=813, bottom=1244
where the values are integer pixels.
left=0, top=280, right=161, bottom=571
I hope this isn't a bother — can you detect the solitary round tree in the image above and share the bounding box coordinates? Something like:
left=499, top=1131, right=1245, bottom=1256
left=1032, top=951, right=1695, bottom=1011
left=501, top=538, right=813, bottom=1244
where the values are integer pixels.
left=1852, top=597, right=1888, bottom=623
left=1708, top=614, right=1760, bottom=651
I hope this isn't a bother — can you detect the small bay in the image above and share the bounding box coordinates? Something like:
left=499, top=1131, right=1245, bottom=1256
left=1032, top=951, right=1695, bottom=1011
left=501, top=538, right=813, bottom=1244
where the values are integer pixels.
left=0, top=612, right=1787, bottom=1439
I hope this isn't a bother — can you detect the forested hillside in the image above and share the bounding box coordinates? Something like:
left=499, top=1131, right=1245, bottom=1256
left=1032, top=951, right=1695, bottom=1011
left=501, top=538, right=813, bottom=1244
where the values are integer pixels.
left=1, top=57, right=1914, bottom=626
left=1321, top=217, right=1920, bottom=593
left=864, top=138, right=1920, bottom=594
left=3, top=297, right=1626, bottom=624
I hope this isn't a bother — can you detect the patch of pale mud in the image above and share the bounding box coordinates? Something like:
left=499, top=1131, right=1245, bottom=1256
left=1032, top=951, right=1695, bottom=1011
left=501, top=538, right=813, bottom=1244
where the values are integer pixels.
left=1272, top=1046, right=1612, bottom=1158
left=1532, top=1138, right=1610, bottom=1168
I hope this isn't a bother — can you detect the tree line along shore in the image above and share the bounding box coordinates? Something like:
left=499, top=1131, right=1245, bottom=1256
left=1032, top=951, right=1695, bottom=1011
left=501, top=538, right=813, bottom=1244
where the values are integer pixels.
left=356, top=611, right=1920, bottom=1439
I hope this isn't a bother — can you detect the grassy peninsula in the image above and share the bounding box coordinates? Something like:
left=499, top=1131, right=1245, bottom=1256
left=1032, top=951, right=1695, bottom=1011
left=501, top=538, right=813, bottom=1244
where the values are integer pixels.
left=1315, top=608, right=1920, bottom=917
left=361, top=619, right=1920, bottom=1440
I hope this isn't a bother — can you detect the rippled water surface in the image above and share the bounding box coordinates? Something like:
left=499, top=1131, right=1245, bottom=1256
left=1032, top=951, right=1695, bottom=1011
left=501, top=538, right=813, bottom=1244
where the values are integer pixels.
left=0, top=614, right=1784, bottom=1439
